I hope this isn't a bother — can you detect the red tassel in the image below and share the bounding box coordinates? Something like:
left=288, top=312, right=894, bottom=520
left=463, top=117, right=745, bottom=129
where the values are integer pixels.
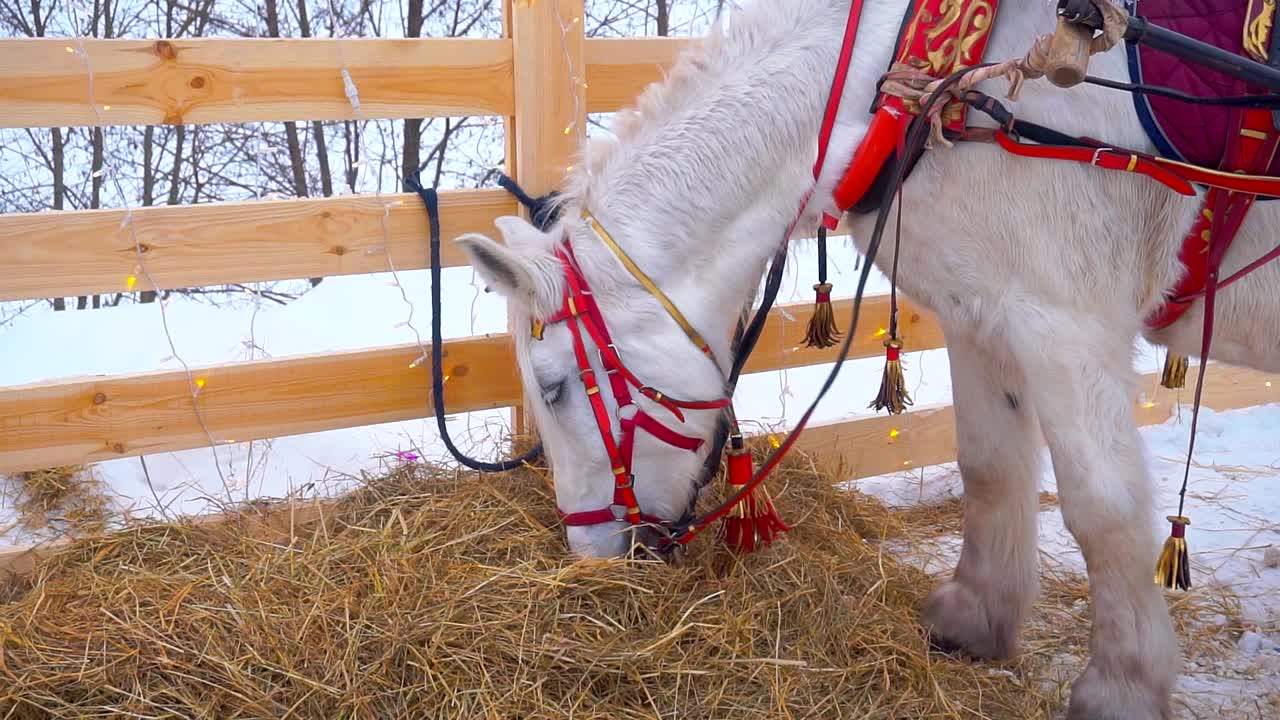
left=719, top=443, right=789, bottom=553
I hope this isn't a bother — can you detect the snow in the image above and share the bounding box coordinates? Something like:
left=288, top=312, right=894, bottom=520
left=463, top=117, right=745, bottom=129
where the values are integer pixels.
left=2, top=222, right=1277, bottom=716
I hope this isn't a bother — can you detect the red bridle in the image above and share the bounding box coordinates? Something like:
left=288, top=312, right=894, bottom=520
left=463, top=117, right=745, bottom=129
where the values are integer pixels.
left=542, top=0, right=878, bottom=543
left=539, top=219, right=732, bottom=530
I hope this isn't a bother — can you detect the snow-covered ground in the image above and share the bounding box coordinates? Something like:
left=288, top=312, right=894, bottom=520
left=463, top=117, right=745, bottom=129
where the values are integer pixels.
left=2, top=224, right=1277, bottom=717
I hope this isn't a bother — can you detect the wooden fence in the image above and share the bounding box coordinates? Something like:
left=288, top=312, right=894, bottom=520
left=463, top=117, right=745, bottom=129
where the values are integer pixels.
left=2, top=1, right=1278, bottom=574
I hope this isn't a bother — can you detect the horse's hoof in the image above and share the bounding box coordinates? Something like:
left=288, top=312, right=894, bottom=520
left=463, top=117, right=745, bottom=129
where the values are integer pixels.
left=921, top=580, right=1018, bottom=660
left=1066, top=661, right=1173, bottom=720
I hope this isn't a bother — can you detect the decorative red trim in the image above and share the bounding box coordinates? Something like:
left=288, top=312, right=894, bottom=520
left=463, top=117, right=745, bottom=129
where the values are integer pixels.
left=827, top=0, right=1002, bottom=215
left=1146, top=106, right=1280, bottom=331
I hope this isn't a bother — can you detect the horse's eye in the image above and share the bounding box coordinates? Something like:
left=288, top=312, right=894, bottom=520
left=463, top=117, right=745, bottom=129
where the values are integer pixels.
left=540, top=379, right=565, bottom=405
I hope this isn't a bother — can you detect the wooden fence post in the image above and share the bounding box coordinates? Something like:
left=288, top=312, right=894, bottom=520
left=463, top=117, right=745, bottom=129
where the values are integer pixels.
left=505, top=0, right=587, bottom=442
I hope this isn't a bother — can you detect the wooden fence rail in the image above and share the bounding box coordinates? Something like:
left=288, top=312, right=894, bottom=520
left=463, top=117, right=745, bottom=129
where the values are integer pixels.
left=0, top=190, right=514, bottom=303
left=0, top=294, right=938, bottom=474
left=0, top=36, right=684, bottom=129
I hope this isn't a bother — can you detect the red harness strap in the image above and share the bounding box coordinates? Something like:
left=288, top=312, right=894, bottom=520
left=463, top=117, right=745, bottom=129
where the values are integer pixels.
left=549, top=242, right=730, bottom=529
left=815, top=0, right=867, bottom=230
left=1147, top=106, right=1280, bottom=330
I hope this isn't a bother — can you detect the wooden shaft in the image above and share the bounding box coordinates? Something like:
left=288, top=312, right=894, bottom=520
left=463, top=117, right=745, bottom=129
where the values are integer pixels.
left=1044, top=15, right=1094, bottom=88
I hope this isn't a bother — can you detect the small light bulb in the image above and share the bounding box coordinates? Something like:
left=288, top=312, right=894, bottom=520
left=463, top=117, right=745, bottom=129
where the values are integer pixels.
left=888, top=429, right=900, bottom=439
left=1268, top=381, right=1273, bottom=388
left=102, top=104, right=111, bottom=111
left=65, top=46, right=75, bottom=53
left=1142, top=401, right=1156, bottom=409
left=126, top=275, right=137, bottom=291
left=195, top=377, right=207, bottom=390
left=875, top=328, right=888, bottom=337
left=768, top=435, right=781, bottom=449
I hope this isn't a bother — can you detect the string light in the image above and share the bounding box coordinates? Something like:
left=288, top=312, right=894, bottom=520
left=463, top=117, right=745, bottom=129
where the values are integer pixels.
left=326, top=0, right=433, bottom=406
left=1268, top=381, right=1273, bottom=388
left=875, top=327, right=887, bottom=337
left=888, top=428, right=900, bottom=440
left=64, top=0, right=236, bottom=499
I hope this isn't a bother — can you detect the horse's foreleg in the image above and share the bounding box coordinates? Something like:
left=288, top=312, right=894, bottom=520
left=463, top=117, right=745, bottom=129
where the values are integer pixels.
left=1019, top=324, right=1179, bottom=720
left=922, top=333, right=1042, bottom=660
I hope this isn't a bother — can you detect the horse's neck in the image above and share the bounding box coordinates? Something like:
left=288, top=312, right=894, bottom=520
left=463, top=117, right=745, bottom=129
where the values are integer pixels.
left=574, top=0, right=915, bottom=338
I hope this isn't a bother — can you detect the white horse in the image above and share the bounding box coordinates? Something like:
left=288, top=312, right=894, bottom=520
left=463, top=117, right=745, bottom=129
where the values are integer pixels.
left=456, top=1, right=1280, bottom=717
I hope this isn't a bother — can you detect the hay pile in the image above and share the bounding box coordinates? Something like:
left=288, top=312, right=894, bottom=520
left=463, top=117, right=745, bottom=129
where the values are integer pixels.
left=2, top=466, right=113, bottom=538
left=0, top=442, right=1059, bottom=719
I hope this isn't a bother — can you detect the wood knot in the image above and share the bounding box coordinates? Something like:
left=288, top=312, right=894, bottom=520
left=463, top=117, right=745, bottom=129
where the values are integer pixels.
left=451, top=364, right=470, bottom=378
left=910, top=313, right=921, bottom=323
left=189, top=75, right=206, bottom=89
left=329, top=245, right=347, bottom=257
left=92, top=392, right=107, bottom=405
left=113, top=442, right=126, bottom=454
left=137, top=242, right=150, bottom=253
left=154, top=40, right=177, bottom=60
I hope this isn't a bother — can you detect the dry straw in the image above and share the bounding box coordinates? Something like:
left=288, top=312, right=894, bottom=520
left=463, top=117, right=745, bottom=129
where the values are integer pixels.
left=1, top=441, right=1067, bottom=718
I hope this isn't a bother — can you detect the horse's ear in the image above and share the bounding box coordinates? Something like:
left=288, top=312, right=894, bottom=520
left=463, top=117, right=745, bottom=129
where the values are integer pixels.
left=456, top=216, right=562, bottom=314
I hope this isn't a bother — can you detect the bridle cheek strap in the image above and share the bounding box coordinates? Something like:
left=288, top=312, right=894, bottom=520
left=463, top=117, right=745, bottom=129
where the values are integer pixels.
left=551, top=244, right=727, bottom=530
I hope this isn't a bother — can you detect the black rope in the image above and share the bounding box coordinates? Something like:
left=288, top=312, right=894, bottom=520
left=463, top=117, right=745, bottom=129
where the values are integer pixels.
left=729, top=242, right=789, bottom=387
left=404, top=173, right=543, bottom=473
left=496, top=173, right=563, bottom=231
left=888, top=169, right=904, bottom=341
left=816, top=226, right=829, bottom=285
left=1083, top=75, right=1280, bottom=107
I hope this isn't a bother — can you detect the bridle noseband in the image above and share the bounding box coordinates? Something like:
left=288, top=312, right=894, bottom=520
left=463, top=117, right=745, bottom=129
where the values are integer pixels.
left=538, top=212, right=733, bottom=533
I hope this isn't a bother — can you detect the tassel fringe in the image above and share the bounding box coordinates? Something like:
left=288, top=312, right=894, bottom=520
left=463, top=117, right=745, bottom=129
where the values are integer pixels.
left=803, top=283, right=841, bottom=348
left=1160, top=352, right=1188, bottom=389
left=1154, top=515, right=1192, bottom=591
left=719, top=443, right=789, bottom=553
left=869, top=338, right=913, bottom=415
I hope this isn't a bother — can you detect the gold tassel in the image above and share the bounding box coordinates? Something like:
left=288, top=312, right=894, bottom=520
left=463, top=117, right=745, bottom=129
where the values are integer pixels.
left=803, top=282, right=840, bottom=348
left=1154, top=515, right=1192, bottom=590
left=1160, top=352, right=1188, bottom=389
left=869, top=337, right=913, bottom=415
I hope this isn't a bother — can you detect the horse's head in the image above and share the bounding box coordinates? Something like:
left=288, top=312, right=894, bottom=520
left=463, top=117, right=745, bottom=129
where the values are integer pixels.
left=454, top=0, right=894, bottom=556
left=457, top=202, right=737, bottom=557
